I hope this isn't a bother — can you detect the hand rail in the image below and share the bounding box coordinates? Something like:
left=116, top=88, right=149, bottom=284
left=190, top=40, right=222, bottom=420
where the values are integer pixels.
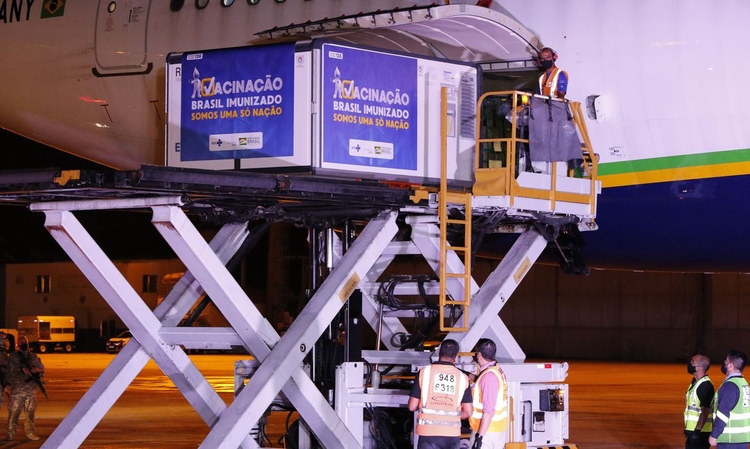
left=473, top=90, right=598, bottom=216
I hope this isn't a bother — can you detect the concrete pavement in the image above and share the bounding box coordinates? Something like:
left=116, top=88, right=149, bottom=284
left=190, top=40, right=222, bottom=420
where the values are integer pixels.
left=0, top=354, right=692, bottom=448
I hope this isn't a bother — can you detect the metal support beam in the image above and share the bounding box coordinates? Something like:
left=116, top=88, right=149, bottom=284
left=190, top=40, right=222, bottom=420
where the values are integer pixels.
left=151, top=206, right=377, bottom=448
left=408, top=217, right=546, bottom=362
left=361, top=250, right=411, bottom=352
left=38, top=211, right=258, bottom=449
left=450, top=229, right=547, bottom=362
left=29, top=195, right=186, bottom=212
left=199, top=210, right=399, bottom=448
left=159, top=327, right=244, bottom=350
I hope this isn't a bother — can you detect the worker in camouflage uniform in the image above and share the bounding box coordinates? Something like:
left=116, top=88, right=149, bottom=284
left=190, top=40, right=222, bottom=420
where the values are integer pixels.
left=0, top=332, right=7, bottom=407
left=4, top=335, right=45, bottom=441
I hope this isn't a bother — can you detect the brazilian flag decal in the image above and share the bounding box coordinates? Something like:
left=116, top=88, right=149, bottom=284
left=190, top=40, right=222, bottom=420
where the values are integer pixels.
left=41, top=0, right=66, bottom=19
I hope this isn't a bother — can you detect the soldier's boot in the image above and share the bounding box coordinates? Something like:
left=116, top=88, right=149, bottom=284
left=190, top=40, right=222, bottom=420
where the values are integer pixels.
left=25, top=420, right=39, bottom=440
left=7, top=425, right=14, bottom=441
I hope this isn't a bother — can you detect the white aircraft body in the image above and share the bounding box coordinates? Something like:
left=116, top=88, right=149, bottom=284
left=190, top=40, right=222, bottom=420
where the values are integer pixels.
left=0, top=0, right=748, bottom=270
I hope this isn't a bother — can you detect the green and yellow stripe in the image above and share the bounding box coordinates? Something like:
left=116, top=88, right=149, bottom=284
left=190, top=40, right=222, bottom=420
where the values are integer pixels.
left=597, top=148, right=750, bottom=188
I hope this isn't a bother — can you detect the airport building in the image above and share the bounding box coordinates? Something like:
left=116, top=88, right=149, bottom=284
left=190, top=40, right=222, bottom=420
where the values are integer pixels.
left=3, top=254, right=749, bottom=362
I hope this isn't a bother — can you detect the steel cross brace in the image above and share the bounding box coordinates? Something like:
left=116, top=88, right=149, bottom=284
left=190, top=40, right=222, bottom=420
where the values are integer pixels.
left=34, top=208, right=260, bottom=448
left=449, top=228, right=547, bottom=361
left=151, top=208, right=399, bottom=448
left=196, top=210, right=399, bottom=448
left=360, top=245, right=411, bottom=351
left=407, top=216, right=547, bottom=362
left=150, top=207, right=378, bottom=448
left=325, top=231, right=418, bottom=359
left=329, top=233, right=412, bottom=352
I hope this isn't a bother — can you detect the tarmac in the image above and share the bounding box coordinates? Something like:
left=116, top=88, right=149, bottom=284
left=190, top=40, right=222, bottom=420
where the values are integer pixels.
left=0, top=354, right=694, bottom=448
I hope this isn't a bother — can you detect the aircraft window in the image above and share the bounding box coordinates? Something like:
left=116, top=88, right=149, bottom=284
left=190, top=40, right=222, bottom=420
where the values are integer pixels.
left=107, top=1, right=116, bottom=13
left=247, top=0, right=260, bottom=4
left=196, top=0, right=210, bottom=9
left=170, top=0, right=185, bottom=11
left=222, top=0, right=234, bottom=6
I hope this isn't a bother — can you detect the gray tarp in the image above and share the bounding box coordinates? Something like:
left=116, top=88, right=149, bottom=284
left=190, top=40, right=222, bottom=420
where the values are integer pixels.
left=528, top=97, right=582, bottom=162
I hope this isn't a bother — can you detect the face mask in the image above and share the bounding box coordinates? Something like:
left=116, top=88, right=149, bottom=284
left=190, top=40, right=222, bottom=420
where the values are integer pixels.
left=721, top=363, right=728, bottom=375
left=540, top=59, right=554, bottom=70
left=19, top=344, right=28, bottom=352
left=687, top=362, right=696, bottom=375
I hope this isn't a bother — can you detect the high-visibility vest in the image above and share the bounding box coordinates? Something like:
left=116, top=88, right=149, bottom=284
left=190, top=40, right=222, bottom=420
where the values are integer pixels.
left=538, top=67, right=568, bottom=98
left=684, top=376, right=713, bottom=432
left=469, top=364, right=508, bottom=433
left=714, top=376, right=750, bottom=443
left=415, top=364, right=469, bottom=437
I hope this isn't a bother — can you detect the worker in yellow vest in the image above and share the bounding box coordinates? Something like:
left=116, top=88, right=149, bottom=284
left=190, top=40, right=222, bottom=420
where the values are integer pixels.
left=684, top=354, right=714, bottom=449
left=709, top=350, right=750, bottom=448
left=468, top=339, right=508, bottom=449
left=408, top=339, right=473, bottom=448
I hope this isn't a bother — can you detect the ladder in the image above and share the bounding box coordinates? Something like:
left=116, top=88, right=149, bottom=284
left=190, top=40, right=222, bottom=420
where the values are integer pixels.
left=438, top=86, right=472, bottom=332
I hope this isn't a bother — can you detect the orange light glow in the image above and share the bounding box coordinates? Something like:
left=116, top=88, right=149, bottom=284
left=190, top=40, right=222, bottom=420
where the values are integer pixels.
left=79, top=96, right=107, bottom=104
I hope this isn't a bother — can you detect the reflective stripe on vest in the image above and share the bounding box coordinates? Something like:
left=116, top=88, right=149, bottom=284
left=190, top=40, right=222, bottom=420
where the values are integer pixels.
left=469, top=365, right=508, bottom=433
left=539, top=67, right=565, bottom=97
left=416, top=364, right=469, bottom=437
left=684, top=376, right=713, bottom=432
left=714, top=376, right=750, bottom=443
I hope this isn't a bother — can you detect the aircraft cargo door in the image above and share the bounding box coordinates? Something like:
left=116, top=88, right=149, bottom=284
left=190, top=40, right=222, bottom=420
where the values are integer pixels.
left=94, top=0, right=152, bottom=76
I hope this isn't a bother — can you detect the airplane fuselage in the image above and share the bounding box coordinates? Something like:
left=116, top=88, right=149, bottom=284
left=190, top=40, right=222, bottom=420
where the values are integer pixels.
left=1, top=0, right=749, bottom=271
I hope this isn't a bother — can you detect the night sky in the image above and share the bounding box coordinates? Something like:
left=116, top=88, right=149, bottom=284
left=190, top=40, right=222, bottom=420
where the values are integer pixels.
left=0, top=129, right=107, bottom=172
left=0, top=128, right=175, bottom=263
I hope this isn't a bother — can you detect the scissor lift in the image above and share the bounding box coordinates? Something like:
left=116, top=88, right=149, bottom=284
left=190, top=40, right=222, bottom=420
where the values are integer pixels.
left=24, top=91, right=596, bottom=448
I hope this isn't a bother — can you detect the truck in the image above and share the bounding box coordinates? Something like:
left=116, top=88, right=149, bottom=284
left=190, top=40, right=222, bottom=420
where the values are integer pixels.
left=17, top=316, right=76, bottom=353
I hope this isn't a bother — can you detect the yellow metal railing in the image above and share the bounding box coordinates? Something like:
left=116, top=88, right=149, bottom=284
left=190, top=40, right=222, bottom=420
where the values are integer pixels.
left=438, top=87, right=471, bottom=332
left=472, top=91, right=598, bottom=214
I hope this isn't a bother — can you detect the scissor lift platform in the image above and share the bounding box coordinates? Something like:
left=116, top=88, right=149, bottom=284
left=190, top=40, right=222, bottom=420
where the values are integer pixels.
left=0, top=90, right=597, bottom=448
left=5, top=186, right=587, bottom=448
